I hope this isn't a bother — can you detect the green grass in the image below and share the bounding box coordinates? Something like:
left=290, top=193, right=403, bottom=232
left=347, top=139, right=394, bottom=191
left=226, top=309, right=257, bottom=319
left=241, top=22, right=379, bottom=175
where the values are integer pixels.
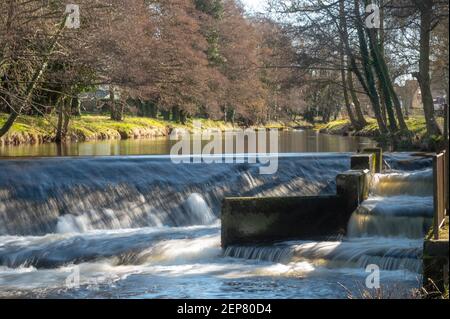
left=2, top=112, right=440, bottom=147
left=261, top=119, right=313, bottom=130
left=1, top=113, right=172, bottom=143
left=315, top=116, right=438, bottom=139
left=1, top=113, right=304, bottom=145
left=315, top=119, right=352, bottom=132
left=69, top=115, right=171, bottom=139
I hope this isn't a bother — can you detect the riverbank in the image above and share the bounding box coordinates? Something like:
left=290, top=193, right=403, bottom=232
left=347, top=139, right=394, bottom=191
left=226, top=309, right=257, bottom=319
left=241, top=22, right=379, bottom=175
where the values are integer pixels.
left=315, top=117, right=444, bottom=151
left=0, top=113, right=313, bottom=146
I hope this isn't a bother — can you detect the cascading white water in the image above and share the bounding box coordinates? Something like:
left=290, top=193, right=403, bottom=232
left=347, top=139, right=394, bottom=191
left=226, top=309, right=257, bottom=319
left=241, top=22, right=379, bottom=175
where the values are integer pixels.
left=0, top=153, right=432, bottom=298
left=54, top=193, right=217, bottom=234
left=224, top=238, right=424, bottom=273
left=224, top=166, right=433, bottom=275
left=348, top=169, right=433, bottom=239
left=0, top=155, right=348, bottom=236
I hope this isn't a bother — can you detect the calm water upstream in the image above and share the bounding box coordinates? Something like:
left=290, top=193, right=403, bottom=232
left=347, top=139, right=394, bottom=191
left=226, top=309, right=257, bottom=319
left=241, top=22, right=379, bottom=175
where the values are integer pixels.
left=0, top=131, right=432, bottom=299
left=0, top=130, right=376, bottom=157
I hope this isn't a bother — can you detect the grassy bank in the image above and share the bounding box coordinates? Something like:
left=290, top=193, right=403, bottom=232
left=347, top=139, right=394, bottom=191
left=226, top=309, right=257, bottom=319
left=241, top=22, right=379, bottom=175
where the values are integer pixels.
left=0, top=113, right=312, bottom=146
left=315, top=116, right=445, bottom=150
left=315, top=117, right=431, bottom=137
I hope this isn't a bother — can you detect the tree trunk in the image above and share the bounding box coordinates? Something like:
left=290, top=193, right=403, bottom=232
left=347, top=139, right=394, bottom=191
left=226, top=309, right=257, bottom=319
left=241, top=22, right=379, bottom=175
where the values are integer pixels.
left=366, top=27, right=398, bottom=133
left=55, top=97, right=70, bottom=143
left=63, top=99, right=71, bottom=137
left=353, top=0, right=388, bottom=134
left=179, top=110, right=187, bottom=125
left=72, top=97, right=81, bottom=116
left=230, top=108, right=236, bottom=126
left=136, top=99, right=144, bottom=116
left=109, top=86, right=117, bottom=120
left=347, top=69, right=368, bottom=126
left=149, top=102, right=158, bottom=118
left=55, top=98, right=64, bottom=143
left=337, top=0, right=372, bottom=130
left=138, top=100, right=157, bottom=118
left=364, top=8, right=409, bottom=132
left=414, top=0, right=441, bottom=136
left=162, top=110, right=170, bottom=121
left=377, top=0, right=388, bottom=126
left=172, top=106, right=180, bottom=122
left=376, top=0, right=388, bottom=125
left=340, top=46, right=359, bottom=129
left=377, top=79, right=388, bottom=124
left=377, top=0, right=408, bottom=131
left=109, top=88, right=123, bottom=121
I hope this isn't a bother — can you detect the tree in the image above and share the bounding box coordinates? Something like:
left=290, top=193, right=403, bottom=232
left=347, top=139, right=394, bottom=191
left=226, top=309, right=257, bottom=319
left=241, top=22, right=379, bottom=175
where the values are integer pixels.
left=0, top=1, right=69, bottom=137
left=387, top=0, right=448, bottom=136
left=412, top=0, right=443, bottom=136
left=353, top=0, right=389, bottom=134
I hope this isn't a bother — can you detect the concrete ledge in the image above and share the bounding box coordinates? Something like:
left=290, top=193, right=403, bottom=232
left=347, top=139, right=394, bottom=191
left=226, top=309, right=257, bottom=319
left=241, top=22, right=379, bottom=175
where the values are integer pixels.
left=221, top=169, right=371, bottom=248
left=221, top=195, right=347, bottom=247
left=351, top=154, right=374, bottom=173
left=424, top=239, right=449, bottom=257
left=336, top=170, right=370, bottom=213
left=362, top=148, right=383, bottom=173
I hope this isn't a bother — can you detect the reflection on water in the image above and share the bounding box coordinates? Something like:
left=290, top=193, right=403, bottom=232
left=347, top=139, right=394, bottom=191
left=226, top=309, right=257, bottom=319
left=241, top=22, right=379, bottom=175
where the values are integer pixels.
left=0, top=130, right=376, bottom=157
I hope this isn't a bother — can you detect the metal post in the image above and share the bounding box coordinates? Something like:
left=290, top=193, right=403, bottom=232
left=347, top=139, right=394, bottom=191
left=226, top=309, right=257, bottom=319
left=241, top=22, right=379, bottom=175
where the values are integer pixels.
left=433, top=152, right=446, bottom=239
left=444, top=104, right=449, bottom=216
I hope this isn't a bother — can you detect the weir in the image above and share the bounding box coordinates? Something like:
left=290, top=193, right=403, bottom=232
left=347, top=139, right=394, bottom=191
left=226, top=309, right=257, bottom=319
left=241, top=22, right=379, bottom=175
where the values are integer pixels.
left=222, top=150, right=437, bottom=275
left=222, top=153, right=373, bottom=246
left=0, top=152, right=439, bottom=297
left=0, top=154, right=351, bottom=236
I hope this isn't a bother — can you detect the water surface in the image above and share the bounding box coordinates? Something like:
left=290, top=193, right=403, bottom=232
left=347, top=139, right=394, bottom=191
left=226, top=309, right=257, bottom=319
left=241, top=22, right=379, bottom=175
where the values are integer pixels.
left=0, top=130, right=376, bottom=157
left=0, top=153, right=431, bottom=299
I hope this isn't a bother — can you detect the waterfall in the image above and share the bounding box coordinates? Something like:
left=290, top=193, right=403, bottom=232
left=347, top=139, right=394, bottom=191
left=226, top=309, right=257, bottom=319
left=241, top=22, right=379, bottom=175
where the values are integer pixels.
left=369, top=169, right=433, bottom=197
left=224, top=165, right=434, bottom=274
left=0, top=154, right=349, bottom=236
left=0, top=153, right=431, bottom=298
left=348, top=169, right=433, bottom=239
left=224, top=238, right=423, bottom=273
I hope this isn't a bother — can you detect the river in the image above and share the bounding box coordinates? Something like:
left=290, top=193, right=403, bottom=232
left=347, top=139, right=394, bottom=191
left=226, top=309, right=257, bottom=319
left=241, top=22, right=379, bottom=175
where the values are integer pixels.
left=0, top=131, right=433, bottom=299
left=0, top=130, right=375, bottom=157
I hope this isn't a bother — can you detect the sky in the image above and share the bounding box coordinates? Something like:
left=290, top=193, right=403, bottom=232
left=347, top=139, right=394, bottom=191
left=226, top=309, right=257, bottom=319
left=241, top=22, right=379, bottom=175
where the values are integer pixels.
left=241, top=0, right=267, bottom=13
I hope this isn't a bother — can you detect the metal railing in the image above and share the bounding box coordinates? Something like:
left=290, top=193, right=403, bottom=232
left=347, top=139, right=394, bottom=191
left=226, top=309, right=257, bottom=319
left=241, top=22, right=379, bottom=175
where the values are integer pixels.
left=433, top=150, right=448, bottom=239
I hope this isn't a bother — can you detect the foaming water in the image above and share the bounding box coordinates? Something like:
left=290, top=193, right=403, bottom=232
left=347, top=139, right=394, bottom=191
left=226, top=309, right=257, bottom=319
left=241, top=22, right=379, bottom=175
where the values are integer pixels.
left=0, top=153, right=431, bottom=298
left=0, top=229, right=420, bottom=299
left=225, top=237, right=423, bottom=273
left=347, top=196, right=433, bottom=238
left=369, top=169, right=433, bottom=197
left=0, top=154, right=348, bottom=236
left=347, top=169, right=434, bottom=239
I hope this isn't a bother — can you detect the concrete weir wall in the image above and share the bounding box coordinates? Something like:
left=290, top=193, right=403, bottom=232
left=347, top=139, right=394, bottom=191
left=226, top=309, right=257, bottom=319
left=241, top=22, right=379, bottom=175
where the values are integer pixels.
left=222, top=195, right=345, bottom=246
left=221, top=154, right=373, bottom=247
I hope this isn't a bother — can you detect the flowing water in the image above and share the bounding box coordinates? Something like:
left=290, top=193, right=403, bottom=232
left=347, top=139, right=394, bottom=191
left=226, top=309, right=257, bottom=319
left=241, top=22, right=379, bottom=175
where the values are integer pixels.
left=0, top=132, right=434, bottom=299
